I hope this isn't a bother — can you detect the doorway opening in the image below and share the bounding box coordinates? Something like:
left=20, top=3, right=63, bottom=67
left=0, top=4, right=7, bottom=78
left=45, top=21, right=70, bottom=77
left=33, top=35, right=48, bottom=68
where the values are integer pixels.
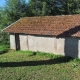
left=15, top=34, right=20, bottom=50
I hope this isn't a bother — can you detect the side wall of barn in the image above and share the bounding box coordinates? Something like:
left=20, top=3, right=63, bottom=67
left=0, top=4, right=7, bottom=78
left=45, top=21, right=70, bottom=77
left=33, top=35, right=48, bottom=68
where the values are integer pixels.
left=10, top=34, right=80, bottom=58
left=10, top=33, right=16, bottom=50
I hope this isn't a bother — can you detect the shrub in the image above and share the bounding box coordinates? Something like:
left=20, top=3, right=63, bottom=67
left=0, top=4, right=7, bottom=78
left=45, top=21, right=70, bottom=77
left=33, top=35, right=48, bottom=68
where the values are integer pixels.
left=0, top=45, right=9, bottom=54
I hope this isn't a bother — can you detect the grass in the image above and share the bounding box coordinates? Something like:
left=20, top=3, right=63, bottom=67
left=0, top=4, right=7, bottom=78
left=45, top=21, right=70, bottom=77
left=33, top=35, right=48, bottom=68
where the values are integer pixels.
left=0, top=50, right=80, bottom=80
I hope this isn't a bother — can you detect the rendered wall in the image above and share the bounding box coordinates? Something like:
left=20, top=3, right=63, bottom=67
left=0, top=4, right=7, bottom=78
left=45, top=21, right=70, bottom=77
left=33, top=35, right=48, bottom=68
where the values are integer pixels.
left=10, top=33, right=16, bottom=50
left=56, top=38, right=65, bottom=55
left=27, top=35, right=80, bottom=58
left=64, top=37, right=79, bottom=58
left=78, top=40, right=80, bottom=58
left=19, top=34, right=28, bottom=50
left=28, top=35, right=56, bottom=53
left=10, top=34, right=80, bottom=58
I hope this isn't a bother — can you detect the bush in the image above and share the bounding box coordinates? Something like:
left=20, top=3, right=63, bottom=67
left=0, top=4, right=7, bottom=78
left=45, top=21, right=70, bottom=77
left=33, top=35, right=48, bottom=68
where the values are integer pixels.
left=0, top=45, right=9, bottom=54
left=0, top=32, right=10, bottom=45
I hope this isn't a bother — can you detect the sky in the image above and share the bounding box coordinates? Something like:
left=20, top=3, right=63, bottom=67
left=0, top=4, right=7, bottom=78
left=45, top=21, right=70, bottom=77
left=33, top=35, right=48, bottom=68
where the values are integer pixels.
left=0, top=0, right=28, bottom=6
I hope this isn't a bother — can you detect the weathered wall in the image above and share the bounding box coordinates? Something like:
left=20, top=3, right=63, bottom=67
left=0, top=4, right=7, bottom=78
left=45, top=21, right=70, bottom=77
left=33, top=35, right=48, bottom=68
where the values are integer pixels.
left=28, top=35, right=80, bottom=58
left=28, top=35, right=56, bottom=53
left=56, top=38, right=65, bottom=55
left=78, top=40, right=80, bottom=58
left=64, top=37, right=79, bottom=58
left=10, top=34, right=80, bottom=58
left=10, top=33, right=16, bottom=50
left=19, top=34, right=28, bottom=50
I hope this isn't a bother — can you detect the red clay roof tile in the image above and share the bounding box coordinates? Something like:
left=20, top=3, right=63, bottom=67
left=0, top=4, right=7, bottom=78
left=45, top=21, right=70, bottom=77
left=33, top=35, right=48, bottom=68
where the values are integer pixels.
left=3, top=15, right=80, bottom=37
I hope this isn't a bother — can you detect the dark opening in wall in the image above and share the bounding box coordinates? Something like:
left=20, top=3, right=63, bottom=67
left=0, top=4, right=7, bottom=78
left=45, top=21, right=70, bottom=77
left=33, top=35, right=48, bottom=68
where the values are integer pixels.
left=15, top=33, right=20, bottom=50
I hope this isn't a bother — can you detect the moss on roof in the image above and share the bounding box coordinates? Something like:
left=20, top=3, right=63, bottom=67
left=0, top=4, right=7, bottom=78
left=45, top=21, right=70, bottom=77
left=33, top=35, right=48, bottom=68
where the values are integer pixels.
left=3, top=15, right=80, bottom=37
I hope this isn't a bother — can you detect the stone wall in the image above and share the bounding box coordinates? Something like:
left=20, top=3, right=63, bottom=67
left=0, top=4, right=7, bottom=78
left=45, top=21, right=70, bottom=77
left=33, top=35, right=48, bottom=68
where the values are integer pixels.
left=10, top=34, right=80, bottom=58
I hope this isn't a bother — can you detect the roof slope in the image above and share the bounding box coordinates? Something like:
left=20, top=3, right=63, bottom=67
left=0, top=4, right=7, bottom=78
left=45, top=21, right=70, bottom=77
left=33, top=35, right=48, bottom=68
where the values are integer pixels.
left=3, top=15, right=80, bottom=37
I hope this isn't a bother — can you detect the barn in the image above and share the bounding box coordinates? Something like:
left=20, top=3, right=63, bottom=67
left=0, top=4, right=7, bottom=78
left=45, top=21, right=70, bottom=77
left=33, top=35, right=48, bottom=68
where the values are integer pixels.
left=2, top=15, right=80, bottom=58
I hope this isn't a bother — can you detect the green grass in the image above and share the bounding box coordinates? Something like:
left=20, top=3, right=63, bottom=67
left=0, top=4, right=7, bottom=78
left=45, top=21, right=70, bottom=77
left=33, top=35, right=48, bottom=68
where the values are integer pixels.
left=0, top=50, right=80, bottom=80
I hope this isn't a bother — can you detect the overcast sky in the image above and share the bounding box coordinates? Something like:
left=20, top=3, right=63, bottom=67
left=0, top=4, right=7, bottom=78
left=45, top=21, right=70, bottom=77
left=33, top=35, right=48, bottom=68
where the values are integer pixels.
left=0, top=0, right=28, bottom=6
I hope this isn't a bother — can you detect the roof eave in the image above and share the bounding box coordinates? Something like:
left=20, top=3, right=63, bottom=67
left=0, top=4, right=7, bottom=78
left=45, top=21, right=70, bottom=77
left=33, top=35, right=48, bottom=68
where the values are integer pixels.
left=1, top=18, right=22, bottom=33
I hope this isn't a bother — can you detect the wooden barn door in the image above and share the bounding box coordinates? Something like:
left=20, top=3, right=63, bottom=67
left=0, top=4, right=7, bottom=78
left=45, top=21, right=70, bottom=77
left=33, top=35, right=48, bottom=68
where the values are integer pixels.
left=15, top=34, right=20, bottom=50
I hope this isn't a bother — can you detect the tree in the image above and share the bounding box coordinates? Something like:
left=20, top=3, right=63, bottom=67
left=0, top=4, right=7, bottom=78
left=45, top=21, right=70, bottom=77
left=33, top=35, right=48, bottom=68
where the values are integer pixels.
left=28, top=0, right=60, bottom=16
left=0, top=0, right=31, bottom=45
left=28, top=0, right=80, bottom=16
left=28, top=0, right=43, bottom=16
left=57, top=0, right=80, bottom=14
left=42, top=2, right=47, bottom=16
left=5, top=0, right=28, bottom=22
left=0, top=7, right=9, bottom=45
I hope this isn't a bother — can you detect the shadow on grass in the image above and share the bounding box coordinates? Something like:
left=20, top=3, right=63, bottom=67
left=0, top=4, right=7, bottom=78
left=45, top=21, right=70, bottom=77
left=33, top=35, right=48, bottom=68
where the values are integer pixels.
left=0, top=56, right=73, bottom=67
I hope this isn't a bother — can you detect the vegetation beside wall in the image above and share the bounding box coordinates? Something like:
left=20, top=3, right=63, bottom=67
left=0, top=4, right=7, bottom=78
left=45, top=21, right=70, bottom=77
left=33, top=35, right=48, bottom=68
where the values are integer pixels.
left=0, top=30, right=9, bottom=53
left=0, top=45, right=9, bottom=54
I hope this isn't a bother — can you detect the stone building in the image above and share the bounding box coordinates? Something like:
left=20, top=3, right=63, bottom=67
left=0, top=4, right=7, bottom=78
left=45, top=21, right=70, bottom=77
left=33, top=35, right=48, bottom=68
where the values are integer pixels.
left=2, top=15, right=80, bottom=58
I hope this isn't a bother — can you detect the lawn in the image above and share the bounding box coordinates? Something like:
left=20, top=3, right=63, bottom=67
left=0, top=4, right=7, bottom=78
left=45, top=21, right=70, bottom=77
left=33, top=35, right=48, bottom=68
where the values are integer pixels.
left=0, top=50, right=80, bottom=80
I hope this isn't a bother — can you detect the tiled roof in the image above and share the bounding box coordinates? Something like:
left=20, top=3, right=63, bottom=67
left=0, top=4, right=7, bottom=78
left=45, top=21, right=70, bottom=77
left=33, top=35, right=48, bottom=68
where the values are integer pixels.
left=3, top=15, right=80, bottom=37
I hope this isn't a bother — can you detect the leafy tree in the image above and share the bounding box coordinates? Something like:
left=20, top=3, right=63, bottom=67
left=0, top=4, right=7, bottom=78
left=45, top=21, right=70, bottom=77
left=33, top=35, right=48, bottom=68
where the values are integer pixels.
left=28, top=0, right=59, bottom=16
left=28, top=0, right=80, bottom=16
left=28, top=0, right=43, bottom=16
left=42, top=2, right=47, bottom=16
left=5, top=0, right=28, bottom=22
left=57, top=0, right=80, bottom=14
left=0, top=8, right=10, bottom=45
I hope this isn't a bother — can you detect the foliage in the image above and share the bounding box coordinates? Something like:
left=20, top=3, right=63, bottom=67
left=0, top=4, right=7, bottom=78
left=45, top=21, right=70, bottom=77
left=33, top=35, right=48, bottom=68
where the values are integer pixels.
left=28, top=0, right=43, bottom=16
left=0, top=45, right=9, bottom=54
left=5, top=0, right=28, bottom=22
left=57, top=0, right=80, bottom=14
left=28, top=0, right=59, bottom=16
left=0, top=8, right=10, bottom=45
left=42, top=2, right=47, bottom=16
left=0, top=33, right=9, bottom=45
left=0, top=50, right=80, bottom=80
left=0, top=0, right=28, bottom=45
left=28, top=0, right=80, bottom=16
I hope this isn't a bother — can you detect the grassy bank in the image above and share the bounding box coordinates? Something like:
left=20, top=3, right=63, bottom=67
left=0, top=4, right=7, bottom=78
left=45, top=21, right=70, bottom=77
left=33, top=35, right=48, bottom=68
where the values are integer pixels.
left=0, top=50, right=80, bottom=80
